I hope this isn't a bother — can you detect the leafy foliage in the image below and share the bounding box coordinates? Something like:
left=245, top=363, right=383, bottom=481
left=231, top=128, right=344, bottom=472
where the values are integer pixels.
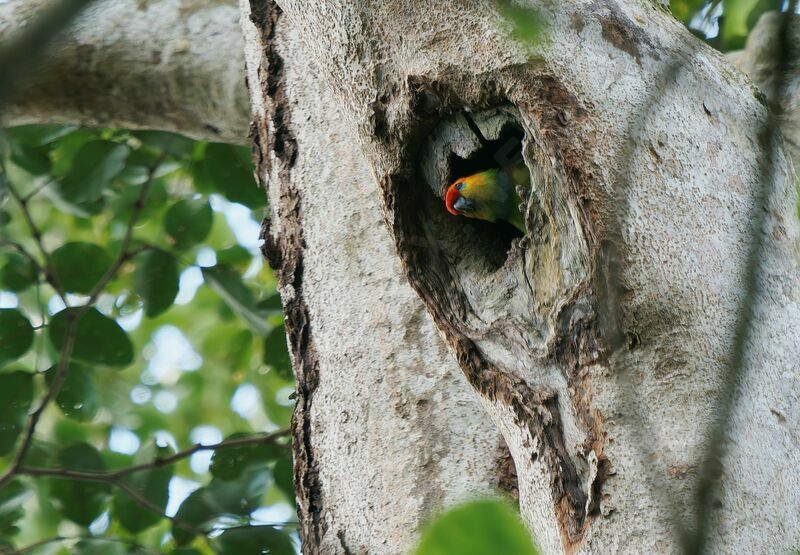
left=0, top=309, right=33, bottom=367
left=415, top=499, right=539, bottom=555
left=669, top=0, right=781, bottom=51
left=0, top=126, right=296, bottom=553
left=48, top=307, right=134, bottom=367
left=133, top=249, right=179, bottom=317
left=0, top=371, right=33, bottom=455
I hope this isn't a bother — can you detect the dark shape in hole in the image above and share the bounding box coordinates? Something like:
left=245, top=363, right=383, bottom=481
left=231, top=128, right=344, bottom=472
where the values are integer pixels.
left=448, top=119, right=526, bottom=183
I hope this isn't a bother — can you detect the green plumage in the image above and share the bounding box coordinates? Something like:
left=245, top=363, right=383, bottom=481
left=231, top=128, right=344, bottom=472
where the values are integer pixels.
left=446, top=164, right=530, bottom=232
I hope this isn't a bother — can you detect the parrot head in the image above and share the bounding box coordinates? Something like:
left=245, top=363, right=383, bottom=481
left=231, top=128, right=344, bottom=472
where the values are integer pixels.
left=444, top=167, right=527, bottom=232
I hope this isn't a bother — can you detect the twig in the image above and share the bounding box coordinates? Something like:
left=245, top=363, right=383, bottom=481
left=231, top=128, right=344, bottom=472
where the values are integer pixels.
left=598, top=8, right=796, bottom=553
left=83, top=153, right=166, bottom=307
left=0, top=311, right=79, bottom=490
left=596, top=49, right=700, bottom=544
left=19, top=428, right=290, bottom=481
left=4, top=535, right=160, bottom=555
left=112, top=478, right=205, bottom=536
left=1, top=167, right=66, bottom=301
left=0, top=239, right=44, bottom=275
left=21, top=180, right=52, bottom=203
left=461, top=112, right=490, bottom=148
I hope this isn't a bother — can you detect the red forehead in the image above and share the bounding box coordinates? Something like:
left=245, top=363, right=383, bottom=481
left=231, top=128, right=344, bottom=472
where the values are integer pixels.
left=445, top=183, right=461, bottom=215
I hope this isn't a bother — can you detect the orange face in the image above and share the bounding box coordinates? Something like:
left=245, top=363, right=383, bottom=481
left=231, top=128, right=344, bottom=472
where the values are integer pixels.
left=445, top=179, right=467, bottom=215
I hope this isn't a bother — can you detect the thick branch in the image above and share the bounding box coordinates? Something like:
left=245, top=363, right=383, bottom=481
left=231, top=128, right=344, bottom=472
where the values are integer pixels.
left=727, top=11, right=800, bottom=164
left=0, top=0, right=250, bottom=144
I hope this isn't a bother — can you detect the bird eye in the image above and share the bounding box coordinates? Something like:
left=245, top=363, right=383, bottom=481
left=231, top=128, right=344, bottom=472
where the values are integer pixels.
left=455, top=181, right=465, bottom=191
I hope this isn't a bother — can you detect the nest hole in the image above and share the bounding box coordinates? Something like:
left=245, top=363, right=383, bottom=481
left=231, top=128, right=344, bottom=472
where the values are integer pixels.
left=416, top=115, right=527, bottom=272
left=448, top=121, right=525, bottom=265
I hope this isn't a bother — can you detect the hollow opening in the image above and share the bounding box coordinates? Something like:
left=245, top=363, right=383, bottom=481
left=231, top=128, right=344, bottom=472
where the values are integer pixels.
left=415, top=112, right=528, bottom=272
left=446, top=119, right=525, bottom=260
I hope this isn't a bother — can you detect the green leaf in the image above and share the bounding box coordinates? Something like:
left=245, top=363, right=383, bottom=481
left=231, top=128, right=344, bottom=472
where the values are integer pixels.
left=108, top=178, right=168, bottom=221
left=257, top=293, right=284, bottom=317
left=50, top=129, right=96, bottom=176
left=0, top=210, right=10, bottom=226
left=0, top=252, right=38, bottom=292
left=0, top=479, right=33, bottom=538
left=0, top=371, right=33, bottom=455
left=133, top=250, right=179, bottom=317
left=210, top=433, right=286, bottom=480
left=164, top=198, right=213, bottom=249
left=7, top=125, right=76, bottom=147
left=416, top=499, right=539, bottom=555
left=57, top=140, right=130, bottom=203
left=51, top=242, right=113, bottom=294
left=73, top=540, right=128, bottom=555
left=49, top=443, right=110, bottom=526
left=0, top=309, right=34, bottom=368
left=134, top=131, right=195, bottom=158
left=669, top=0, right=707, bottom=23
left=49, top=308, right=134, bottom=368
left=193, top=143, right=263, bottom=209
left=173, top=467, right=269, bottom=545
left=497, top=2, right=544, bottom=45
left=10, top=144, right=51, bottom=175
left=273, top=457, right=295, bottom=507
left=215, top=526, right=294, bottom=555
left=44, top=361, right=99, bottom=421
left=263, top=325, right=292, bottom=380
left=216, top=245, right=253, bottom=269
left=202, top=265, right=270, bottom=336
left=112, top=442, right=173, bottom=533
left=117, top=165, right=150, bottom=185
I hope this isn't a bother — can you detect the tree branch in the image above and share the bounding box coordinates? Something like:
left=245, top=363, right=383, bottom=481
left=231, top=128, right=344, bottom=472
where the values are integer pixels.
left=0, top=239, right=44, bottom=276
left=3, top=535, right=160, bottom=555
left=0, top=0, right=249, bottom=144
left=18, top=428, right=290, bottom=481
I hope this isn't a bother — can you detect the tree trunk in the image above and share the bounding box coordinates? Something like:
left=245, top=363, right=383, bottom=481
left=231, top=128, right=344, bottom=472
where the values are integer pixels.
left=242, top=1, right=800, bottom=553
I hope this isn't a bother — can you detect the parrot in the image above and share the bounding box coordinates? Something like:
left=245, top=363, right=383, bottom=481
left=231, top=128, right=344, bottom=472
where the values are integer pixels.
left=444, top=163, right=530, bottom=232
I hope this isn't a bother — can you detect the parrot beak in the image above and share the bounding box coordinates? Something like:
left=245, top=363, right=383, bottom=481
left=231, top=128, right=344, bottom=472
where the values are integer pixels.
left=453, top=196, right=474, bottom=213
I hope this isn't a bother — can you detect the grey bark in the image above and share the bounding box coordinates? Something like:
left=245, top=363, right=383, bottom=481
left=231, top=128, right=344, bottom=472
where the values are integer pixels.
left=0, top=0, right=250, bottom=144
left=243, top=1, right=800, bottom=554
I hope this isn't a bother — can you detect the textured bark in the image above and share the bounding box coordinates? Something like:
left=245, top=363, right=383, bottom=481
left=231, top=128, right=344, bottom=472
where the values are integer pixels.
left=242, top=1, right=800, bottom=554
left=0, top=0, right=249, bottom=143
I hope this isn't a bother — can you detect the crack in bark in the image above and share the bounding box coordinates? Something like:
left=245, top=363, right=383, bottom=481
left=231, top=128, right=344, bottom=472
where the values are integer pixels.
left=249, top=1, right=323, bottom=552
left=495, top=440, right=520, bottom=502
left=550, top=292, right=610, bottom=519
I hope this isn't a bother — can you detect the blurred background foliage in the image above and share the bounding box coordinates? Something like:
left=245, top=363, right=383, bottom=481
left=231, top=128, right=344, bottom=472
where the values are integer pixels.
left=0, top=0, right=795, bottom=553
left=670, top=0, right=783, bottom=51
left=0, top=126, right=296, bottom=554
